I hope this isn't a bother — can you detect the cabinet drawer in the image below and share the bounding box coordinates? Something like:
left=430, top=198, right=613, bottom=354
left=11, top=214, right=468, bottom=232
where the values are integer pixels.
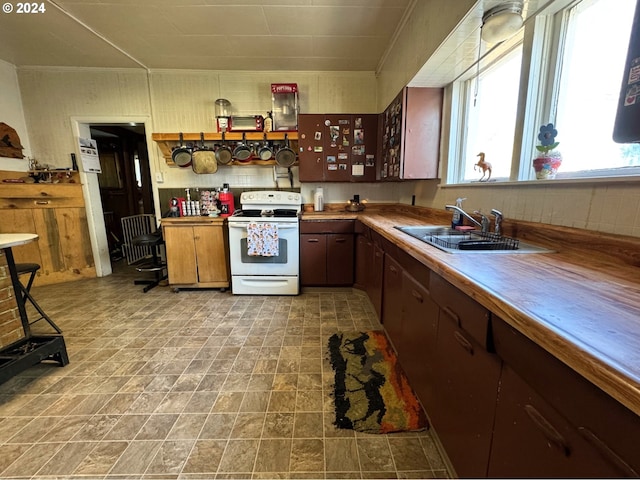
left=0, top=184, right=84, bottom=208
left=493, top=317, right=640, bottom=476
left=0, top=196, right=84, bottom=209
left=430, top=272, right=490, bottom=349
left=489, top=364, right=630, bottom=478
left=300, top=220, right=355, bottom=234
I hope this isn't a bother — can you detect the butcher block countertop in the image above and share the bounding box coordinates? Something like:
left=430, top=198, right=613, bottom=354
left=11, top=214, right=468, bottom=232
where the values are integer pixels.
left=302, top=204, right=640, bottom=417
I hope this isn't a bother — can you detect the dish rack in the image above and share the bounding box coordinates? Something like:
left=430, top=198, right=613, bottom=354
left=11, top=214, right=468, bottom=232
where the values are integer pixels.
left=430, top=230, right=520, bottom=250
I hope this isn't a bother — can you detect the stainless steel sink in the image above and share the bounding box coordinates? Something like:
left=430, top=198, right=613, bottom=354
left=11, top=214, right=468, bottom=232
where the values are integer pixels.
left=394, top=225, right=553, bottom=254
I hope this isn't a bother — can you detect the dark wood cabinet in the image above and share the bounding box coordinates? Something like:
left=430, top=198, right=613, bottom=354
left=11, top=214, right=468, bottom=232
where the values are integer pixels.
left=300, top=234, right=327, bottom=285
left=297, top=114, right=325, bottom=182
left=354, top=224, right=384, bottom=320
left=300, top=220, right=354, bottom=286
left=380, top=87, right=443, bottom=180
left=368, top=242, right=384, bottom=320
left=399, top=269, right=439, bottom=411
left=491, top=316, right=640, bottom=478
left=298, top=113, right=378, bottom=182
left=428, top=272, right=500, bottom=478
left=381, top=253, right=403, bottom=348
left=489, top=364, right=633, bottom=478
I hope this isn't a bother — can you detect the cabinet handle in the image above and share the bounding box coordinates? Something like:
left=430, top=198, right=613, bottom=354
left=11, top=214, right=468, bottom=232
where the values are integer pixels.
left=375, top=251, right=382, bottom=258
left=34, top=200, right=50, bottom=205
left=442, top=306, right=461, bottom=326
left=307, top=238, right=319, bottom=243
left=453, top=331, right=474, bottom=355
left=578, top=426, right=638, bottom=477
left=335, top=238, right=346, bottom=243
left=411, top=289, right=423, bottom=303
left=524, top=404, right=571, bottom=457
left=389, top=265, right=398, bottom=274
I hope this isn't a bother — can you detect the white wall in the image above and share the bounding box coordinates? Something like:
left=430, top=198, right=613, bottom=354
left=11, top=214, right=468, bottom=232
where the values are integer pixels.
left=0, top=59, right=32, bottom=171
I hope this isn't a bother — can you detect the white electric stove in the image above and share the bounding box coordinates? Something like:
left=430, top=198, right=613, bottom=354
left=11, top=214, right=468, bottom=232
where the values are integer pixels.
left=227, top=191, right=302, bottom=295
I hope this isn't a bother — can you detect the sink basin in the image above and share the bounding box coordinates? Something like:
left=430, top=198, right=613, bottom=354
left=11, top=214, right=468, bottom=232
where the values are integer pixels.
left=394, top=225, right=553, bottom=254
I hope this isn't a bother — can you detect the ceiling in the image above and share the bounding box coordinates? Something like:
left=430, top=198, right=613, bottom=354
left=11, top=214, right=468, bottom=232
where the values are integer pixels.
left=0, top=0, right=413, bottom=71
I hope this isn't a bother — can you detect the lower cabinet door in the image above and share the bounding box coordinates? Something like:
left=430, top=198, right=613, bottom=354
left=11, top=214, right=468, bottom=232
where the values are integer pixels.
left=327, top=234, right=354, bottom=285
left=193, top=225, right=227, bottom=283
left=382, top=254, right=403, bottom=349
left=164, top=226, right=198, bottom=284
left=300, top=234, right=327, bottom=285
left=401, top=271, right=439, bottom=414
left=489, top=364, right=628, bottom=478
left=430, top=311, right=501, bottom=478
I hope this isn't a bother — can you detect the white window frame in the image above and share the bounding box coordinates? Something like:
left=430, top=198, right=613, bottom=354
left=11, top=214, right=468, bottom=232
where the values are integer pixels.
left=447, top=0, right=640, bottom=185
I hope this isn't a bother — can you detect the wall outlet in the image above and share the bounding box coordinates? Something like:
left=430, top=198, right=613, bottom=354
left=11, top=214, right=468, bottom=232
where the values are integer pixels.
left=155, top=172, right=164, bottom=183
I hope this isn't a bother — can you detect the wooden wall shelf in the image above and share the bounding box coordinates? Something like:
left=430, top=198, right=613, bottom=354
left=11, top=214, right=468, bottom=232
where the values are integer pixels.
left=152, top=132, right=299, bottom=165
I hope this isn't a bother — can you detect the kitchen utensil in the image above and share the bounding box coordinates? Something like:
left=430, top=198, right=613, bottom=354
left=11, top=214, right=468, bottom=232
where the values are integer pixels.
left=345, top=194, right=365, bottom=212
left=275, top=133, right=296, bottom=167
left=215, top=132, right=233, bottom=165
left=233, top=132, right=252, bottom=162
left=172, top=132, right=192, bottom=167
left=192, top=132, right=217, bottom=174
left=257, top=133, right=274, bottom=161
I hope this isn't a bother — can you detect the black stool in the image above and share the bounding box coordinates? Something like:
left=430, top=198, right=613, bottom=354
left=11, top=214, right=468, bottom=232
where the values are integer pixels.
left=131, top=232, right=167, bottom=293
left=14, top=263, right=62, bottom=334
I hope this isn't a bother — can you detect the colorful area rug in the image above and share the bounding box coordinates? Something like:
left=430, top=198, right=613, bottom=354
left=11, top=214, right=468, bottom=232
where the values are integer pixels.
left=328, top=330, right=428, bottom=434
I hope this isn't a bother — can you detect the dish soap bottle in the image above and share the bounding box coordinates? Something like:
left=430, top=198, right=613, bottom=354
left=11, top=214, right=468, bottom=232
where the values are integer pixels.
left=451, top=197, right=466, bottom=228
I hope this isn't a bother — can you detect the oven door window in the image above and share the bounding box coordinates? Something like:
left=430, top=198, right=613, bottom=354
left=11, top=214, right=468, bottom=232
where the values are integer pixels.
left=239, top=238, right=288, bottom=264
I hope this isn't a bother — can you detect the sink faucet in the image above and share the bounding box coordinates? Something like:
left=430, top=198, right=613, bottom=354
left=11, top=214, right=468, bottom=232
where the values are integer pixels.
left=445, top=205, right=490, bottom=233
left=490, top=209, right=503, bottom=236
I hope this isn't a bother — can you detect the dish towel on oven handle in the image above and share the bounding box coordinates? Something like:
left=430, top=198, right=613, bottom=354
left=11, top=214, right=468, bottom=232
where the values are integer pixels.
left=247, top=222, right=279, bottom=257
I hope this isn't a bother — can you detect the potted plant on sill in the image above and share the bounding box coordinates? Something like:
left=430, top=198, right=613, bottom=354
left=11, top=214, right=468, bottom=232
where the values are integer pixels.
left=533, top=123, right=562, bottom=179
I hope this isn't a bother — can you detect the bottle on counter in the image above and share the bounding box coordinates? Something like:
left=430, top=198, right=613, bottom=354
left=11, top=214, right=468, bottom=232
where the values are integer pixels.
left=451, top=197, right=466, bottom=229
left=264, top=111, right=273, bottom=133
left=314, top=187, right=324, bottom=212
left=219, top=183, right=235, bottom=217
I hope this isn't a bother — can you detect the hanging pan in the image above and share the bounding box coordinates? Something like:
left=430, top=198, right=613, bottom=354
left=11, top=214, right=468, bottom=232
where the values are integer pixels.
left=275, top=133, right=296, bottom=167
left=215, top=132, right=233, bottom=165
left=257, top=133, right=274, bottom=161
left=192, top=132, right=217, bottom=174
left=233, top=132, right=252, bottom=162
left=172, top=132, right=192, bottom=167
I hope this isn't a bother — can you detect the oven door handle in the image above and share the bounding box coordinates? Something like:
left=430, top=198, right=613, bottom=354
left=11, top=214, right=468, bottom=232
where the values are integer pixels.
left=229, top=223, right=298, bottom=229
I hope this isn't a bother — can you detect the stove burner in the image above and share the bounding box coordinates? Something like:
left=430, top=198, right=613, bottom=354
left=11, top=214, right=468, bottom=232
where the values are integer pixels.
left=232, top=208, right=298, bottom=218
left=273, top=209, right=298, bottom=217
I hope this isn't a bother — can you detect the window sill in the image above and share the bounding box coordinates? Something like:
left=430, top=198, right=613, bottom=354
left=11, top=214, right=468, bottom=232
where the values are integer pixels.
left=441, top=174, right=640, bottom=188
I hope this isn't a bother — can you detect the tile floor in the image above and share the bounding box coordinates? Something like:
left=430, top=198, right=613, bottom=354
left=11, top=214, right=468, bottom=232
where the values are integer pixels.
left=0, top=265, right=449, bottom=479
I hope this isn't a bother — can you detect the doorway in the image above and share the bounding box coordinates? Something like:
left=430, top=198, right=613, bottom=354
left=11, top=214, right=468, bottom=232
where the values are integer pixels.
left=90, top=124, right=154, bottom=265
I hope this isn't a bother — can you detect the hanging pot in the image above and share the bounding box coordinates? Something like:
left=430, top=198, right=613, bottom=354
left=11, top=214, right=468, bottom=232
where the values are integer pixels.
left=257, top=133, right=274, bottom=161
left=192, top=132, right=218, bottom=174
left=172, top=132, right=192, bottom=167
left=275, top=133, right=296, bottom=167
left=233, top=133, right=252, bottom=162
left=215, top=132, right=233, bottom=165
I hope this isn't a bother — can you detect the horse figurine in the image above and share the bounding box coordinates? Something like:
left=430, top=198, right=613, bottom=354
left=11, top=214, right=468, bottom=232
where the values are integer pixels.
left=474, top=152, right=492, bottom=181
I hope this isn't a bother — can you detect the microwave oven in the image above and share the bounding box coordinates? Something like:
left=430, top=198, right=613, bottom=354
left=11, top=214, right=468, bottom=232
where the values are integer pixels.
left=226, top=115, right=264, bottom=132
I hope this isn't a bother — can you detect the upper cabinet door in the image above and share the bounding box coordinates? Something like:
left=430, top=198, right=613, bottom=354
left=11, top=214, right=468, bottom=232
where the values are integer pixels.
left=323, top=114, right=353, bottom=182
left=381, top=87, right=443, bottom=181
left=298, top=114, right=325, bottom=182
left=351, top=114, right=379, bottom=183
left=298, top=113, right=380, bottom=183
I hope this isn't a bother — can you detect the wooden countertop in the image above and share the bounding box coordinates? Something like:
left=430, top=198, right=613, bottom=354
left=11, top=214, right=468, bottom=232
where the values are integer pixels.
left=302, top=206, right=640, bottom=417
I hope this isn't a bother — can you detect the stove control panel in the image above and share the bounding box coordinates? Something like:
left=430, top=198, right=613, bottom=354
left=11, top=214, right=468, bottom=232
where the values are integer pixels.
left=240, top=191, right=301, bottom=206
